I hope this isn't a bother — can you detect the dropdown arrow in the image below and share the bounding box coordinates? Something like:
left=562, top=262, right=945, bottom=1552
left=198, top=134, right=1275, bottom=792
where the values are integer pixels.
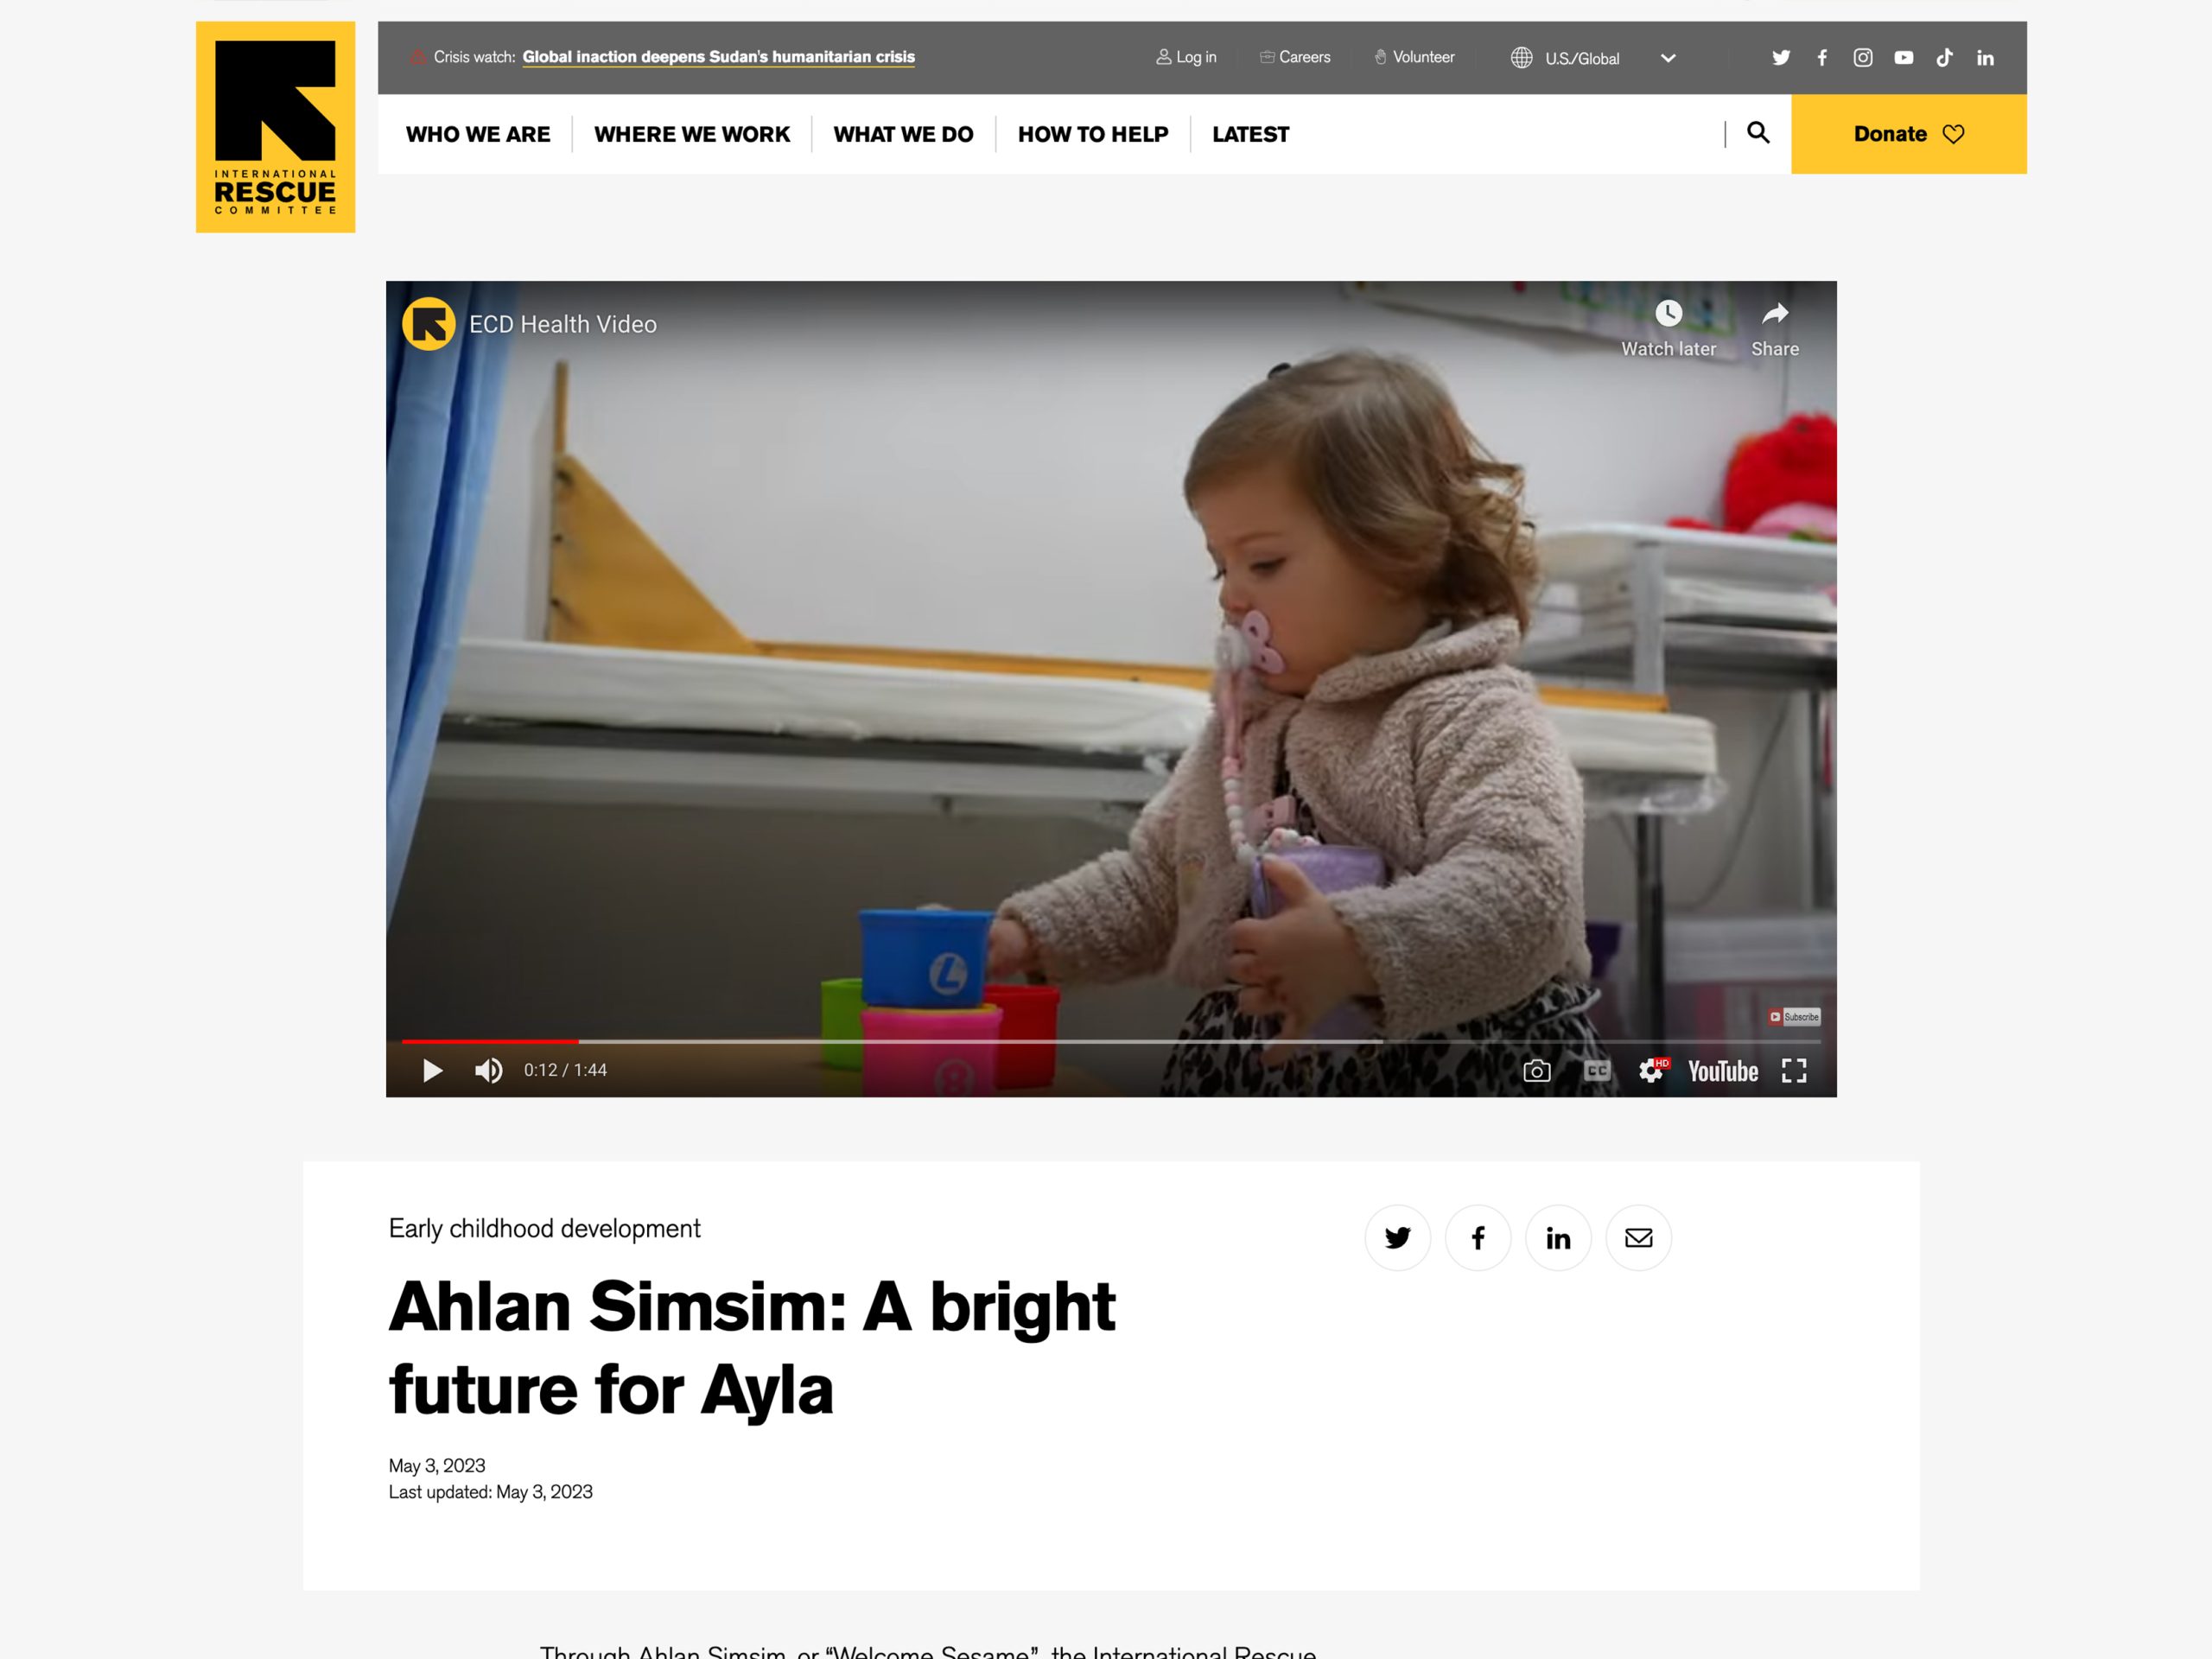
left=1661, top=53, right=1677, bottom=63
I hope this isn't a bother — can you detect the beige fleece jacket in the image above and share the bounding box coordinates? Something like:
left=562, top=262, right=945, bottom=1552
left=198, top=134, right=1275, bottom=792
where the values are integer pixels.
left=998, top=613, right=1592, bottom=1039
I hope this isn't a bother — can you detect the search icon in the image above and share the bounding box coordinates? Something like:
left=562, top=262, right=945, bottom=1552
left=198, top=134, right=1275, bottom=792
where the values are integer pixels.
left=1747, top=119, right=1771, bottom=143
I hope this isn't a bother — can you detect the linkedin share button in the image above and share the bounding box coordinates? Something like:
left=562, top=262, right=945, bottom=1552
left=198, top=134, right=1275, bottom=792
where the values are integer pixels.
left=1525, top=1205, right=1592, bottom=1271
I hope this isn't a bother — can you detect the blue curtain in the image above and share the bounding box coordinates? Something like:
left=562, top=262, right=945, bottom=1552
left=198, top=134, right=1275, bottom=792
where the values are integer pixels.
left=387, top=281, right=517, bottom=920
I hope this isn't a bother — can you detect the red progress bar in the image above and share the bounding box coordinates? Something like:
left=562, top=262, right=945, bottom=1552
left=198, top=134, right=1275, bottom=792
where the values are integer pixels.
left=400, top=1039, right=582, bottom=1045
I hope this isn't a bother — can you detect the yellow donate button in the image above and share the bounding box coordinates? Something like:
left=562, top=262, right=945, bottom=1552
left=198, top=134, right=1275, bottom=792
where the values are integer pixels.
left=1792, top=94, right=2026, bottom=174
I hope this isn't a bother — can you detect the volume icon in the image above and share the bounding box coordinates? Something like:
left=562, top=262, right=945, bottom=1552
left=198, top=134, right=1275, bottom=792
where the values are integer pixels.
left=474, top=1058, right=503, bottom=1084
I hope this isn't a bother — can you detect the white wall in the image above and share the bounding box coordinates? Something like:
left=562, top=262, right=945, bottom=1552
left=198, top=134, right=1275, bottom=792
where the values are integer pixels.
left=465, top=281, right=1834, bottom=651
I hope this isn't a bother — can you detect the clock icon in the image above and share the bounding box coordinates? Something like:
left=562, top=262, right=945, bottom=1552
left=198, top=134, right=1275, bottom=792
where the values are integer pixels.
left=1655, top=298, right=1684, bottom=327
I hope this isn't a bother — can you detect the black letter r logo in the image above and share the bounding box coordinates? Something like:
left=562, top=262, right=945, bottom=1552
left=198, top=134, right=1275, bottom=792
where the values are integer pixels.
left=214, top=40, right=337, bottom=161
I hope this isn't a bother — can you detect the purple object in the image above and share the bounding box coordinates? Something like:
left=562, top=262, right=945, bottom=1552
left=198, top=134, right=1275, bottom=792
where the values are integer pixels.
left=1586, top=920, right=1624, bottom=982
left=1249, top=843, right=1389, bottom=1041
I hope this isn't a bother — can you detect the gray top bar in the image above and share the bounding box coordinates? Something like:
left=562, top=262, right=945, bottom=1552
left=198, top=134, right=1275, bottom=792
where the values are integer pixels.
left=380, top=22, right=2027, bottom=96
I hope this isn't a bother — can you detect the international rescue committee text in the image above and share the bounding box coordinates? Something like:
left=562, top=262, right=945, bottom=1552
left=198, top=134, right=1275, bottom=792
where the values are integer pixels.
left=386, top=1277, right=1116, bottom=1424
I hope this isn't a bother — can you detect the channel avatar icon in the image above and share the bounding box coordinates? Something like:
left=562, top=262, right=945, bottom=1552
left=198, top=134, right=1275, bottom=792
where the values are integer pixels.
left=402, top=296, right=455, bottom=352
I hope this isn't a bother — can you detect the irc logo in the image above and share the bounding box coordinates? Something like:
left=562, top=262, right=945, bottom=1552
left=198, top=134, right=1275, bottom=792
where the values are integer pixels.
left=401, top=296, right=456, bottom=352
left=195, top=22, right=356, bottom=233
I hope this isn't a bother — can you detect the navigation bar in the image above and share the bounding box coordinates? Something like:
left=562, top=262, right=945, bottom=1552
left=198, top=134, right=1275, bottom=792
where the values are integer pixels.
left=379, top=21, right=2029, bottom=97
left=381, top=95, right=1808, bottom=175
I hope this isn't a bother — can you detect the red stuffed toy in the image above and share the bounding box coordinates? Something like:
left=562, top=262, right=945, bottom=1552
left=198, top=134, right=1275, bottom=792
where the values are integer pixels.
left=1669, top=411, right=1837, bottom=540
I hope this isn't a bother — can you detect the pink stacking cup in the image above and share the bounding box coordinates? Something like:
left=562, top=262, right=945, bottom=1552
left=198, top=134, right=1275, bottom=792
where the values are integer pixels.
left=860, top=1006, right=1002, bottom=1096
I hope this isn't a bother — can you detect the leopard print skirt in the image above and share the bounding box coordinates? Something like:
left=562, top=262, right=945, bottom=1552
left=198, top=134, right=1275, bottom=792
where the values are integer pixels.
left=1159, top=978, right=1618, bottom=1097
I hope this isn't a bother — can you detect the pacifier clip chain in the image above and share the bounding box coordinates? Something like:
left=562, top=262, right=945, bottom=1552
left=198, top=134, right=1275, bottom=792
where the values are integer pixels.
left=1217, top=609, right=1320, bottom=868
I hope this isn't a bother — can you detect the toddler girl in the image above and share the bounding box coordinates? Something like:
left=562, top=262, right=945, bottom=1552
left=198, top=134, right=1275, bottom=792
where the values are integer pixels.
left=988, top=351, right=1612, bottom=1096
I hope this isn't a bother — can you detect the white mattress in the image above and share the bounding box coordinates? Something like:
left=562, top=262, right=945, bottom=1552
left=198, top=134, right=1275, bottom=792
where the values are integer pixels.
left=1538, top=522, right=1837, bottom=590
left=1534, top=576, right=1836, bottom=636
left=1549, top=703, right=1715, bottom=778
left=446, top=639, right=1717, bottom=780
left=447, top=639, right=1210, bottom=756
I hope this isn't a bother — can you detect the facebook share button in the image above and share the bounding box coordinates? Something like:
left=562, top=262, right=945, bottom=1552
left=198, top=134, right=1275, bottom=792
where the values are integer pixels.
left=1444, top=1206, right=1514, bottom=1271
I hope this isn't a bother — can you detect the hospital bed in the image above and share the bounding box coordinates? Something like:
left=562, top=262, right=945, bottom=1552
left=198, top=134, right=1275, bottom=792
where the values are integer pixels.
left=1521, top=523, right=1837, bottom=1041
left=433, top=638, right=1721, bottom=827
left=429, top=640, right=1721, bottom=1058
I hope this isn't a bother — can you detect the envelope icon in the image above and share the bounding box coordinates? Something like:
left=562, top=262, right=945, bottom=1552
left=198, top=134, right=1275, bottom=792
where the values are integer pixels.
left=1624, top=1227, right=1655, bottom=1248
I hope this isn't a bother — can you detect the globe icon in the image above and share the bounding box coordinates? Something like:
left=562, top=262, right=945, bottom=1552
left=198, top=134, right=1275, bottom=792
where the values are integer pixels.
left=1510, top=45, right=1533, bottom=69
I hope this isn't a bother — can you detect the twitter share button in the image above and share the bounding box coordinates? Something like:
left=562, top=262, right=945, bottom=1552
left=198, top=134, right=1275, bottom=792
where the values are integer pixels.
left=1366, top=1205, right=1431, bottom=1270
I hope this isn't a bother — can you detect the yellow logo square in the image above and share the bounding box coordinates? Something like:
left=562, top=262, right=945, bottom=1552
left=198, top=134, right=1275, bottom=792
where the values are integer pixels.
left=195, top=21, right=355, bottom=232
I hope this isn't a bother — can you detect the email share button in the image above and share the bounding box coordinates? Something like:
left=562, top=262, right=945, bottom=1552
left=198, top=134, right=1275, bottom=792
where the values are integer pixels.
left=1606, top=1205, right=1672, bottom=1270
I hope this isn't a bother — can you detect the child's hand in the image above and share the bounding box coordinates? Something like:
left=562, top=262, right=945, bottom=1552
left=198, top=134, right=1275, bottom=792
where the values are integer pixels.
left=1228, top=858, right=1381, bottom=1066
left=988, top=917, right=1039, bottom=980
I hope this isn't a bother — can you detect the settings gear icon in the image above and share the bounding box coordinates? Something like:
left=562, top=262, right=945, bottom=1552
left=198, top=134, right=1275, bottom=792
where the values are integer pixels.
left=1637, top=1056, right=1671, bottom=1084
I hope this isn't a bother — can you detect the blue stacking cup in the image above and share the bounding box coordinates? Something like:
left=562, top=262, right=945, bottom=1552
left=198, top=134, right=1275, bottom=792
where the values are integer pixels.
left=859, top=909, right=994, bottom=1009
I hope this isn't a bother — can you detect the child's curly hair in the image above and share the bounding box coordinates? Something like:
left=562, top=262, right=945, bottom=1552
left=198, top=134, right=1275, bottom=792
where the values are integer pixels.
left=1183, top=350, right=1541, bottom=632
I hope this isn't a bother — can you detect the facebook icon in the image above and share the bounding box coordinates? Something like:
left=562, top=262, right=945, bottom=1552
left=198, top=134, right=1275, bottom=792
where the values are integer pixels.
left=1447, top=1208, right=1512, bottom=1270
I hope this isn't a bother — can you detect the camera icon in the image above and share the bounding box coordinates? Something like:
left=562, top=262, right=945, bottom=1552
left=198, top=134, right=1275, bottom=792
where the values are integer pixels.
left=1522, top=1057, right=1554, bottom=1084
left=1853, top=47, right=1874, bottom=68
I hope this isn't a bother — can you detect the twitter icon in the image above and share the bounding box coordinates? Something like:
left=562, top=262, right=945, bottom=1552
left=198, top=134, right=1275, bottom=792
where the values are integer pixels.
left=1367, top=1205, right=1431, bottom=1270
left=1772, top=49, right=1790, bottom=66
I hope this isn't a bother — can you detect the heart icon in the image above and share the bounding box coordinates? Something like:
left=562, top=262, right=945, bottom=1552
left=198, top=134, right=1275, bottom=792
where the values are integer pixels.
left=1942, top=124, right=1966, bottom=144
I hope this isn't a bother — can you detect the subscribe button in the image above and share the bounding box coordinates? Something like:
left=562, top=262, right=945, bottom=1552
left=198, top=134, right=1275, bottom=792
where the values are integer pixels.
left=1792, top=95, right=2025, bottom=174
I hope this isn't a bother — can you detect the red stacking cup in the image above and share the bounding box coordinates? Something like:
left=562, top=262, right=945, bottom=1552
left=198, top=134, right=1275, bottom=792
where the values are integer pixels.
left=985, top=983, right=1062, bottom=1090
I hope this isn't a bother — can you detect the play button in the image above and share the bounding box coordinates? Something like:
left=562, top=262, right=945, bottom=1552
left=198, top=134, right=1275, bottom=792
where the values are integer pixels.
left=422, top=1058, right=442, bottom=1082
